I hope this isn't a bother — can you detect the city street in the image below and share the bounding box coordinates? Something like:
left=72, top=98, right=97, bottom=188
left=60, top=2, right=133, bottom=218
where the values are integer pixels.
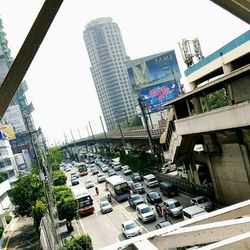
left=65, top=164, right=194, bottom=249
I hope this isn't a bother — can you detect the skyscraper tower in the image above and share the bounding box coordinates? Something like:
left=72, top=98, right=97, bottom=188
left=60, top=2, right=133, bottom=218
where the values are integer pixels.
left=83, top=17, right=137, bottom=131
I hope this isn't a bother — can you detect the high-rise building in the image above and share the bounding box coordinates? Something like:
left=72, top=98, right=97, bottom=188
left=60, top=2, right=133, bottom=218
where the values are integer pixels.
left=83, top=17, right=137, bottom=131
left=0, top=17, right=42, bottom=164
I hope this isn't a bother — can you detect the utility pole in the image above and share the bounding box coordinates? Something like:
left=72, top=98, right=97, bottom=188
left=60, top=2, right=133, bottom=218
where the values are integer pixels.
left=70, top=129, right=77, bottom=161
left=115, top=112, right=126, bottom=150
left=138, top=97, right=155, bottom=154
left=100, top=116, right=108, bottom=146
left=88, top=121, right=96, bottom=153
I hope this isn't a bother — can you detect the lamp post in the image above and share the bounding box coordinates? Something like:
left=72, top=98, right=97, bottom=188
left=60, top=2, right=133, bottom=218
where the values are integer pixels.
left=138, top=97, right=155, bottom=154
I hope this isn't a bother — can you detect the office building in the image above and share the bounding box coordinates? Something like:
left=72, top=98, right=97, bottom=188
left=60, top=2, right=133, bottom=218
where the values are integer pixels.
left=83, top=17, right=137, bottom=131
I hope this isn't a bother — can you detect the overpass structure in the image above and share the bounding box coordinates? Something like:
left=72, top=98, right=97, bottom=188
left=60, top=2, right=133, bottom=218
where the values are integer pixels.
left=160, top=30, right=250, bottom=205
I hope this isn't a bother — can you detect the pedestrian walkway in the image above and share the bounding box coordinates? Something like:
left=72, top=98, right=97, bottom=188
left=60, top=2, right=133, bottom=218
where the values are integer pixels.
left=1, top=216, right=40, bottom=250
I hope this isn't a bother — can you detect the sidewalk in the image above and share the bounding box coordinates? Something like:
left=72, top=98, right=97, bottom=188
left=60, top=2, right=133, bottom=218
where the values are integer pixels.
left=1, top=216, right=40, bottom=250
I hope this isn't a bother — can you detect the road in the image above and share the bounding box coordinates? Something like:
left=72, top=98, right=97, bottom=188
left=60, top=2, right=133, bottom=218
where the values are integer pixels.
left=65, top=165, right=193, bottom=249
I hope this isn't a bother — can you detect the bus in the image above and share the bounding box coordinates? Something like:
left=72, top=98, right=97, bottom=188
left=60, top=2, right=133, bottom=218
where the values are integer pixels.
left=77, top=162, right=88, bottom=176
left=73, top=189, right=94, bottom=216
left=105, top=175, right=131, bottom=202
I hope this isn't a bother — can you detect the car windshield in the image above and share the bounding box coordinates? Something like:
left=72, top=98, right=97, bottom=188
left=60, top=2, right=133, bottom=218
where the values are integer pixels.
left=169, top=201, right=181, bottom=209
left=97, top=174, right=103, bottom=177
left=132, top=195, right=141, bottom=201
left=150, top=192, right=160, bottom=198
left=149, top=177, right=156, bottom=182
left=101, top=201, right=110, bottom=207
left=197, top=197, right=209, bottom=204
left=134, top=183, right=141, bottom=188
left=141, top=207, right=151, bottom=213
left=78, top=196, right=93, bottom=208
left=125, top=222, right=137, bottom=230
left=86, top=180, right=92, bottom=184
left=71, top=177, right=77, bottom=180
left=114, top=183, right=130, bottom=195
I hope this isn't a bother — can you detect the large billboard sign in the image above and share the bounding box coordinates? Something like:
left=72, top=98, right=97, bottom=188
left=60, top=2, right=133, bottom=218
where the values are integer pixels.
left=0, top=124, right=16, bottom=140
left=126, top=50, right=181, bottom=90
left=139, top=80, right=180, bottom=113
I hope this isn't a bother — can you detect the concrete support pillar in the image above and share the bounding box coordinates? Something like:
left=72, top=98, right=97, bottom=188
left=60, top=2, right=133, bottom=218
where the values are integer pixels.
left=222, top=62, right=233, bottom=74
left=189, top=164, right=200, bottom=185
left=192, top=97, right=203, bottom=114
left=0, top=214, right=7, bottom=228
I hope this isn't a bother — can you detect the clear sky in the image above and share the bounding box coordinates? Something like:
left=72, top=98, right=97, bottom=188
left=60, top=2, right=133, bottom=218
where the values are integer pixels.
left=0, top=0, right=249, bottom=145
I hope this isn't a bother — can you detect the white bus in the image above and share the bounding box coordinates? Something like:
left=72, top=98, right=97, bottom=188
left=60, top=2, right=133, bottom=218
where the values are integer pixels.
left=105, top=175, right=130, bottom=202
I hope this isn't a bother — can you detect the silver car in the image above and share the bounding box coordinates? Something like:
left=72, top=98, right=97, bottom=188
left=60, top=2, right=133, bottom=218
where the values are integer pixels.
left=122, top=220, right=141, bottom=238
left=163, top=199, right=183, bottom=217
left=100, top=200, right=113, bottom=214
left=190, top=196, right=213, bottom=211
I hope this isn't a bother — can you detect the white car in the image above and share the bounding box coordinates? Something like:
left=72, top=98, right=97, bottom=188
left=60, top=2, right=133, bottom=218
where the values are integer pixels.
left=136, top=203, right=156, bottom=223
left=101, top=165, right=109, bottom=172
left=97, top=173, right=106, bottom=183
left=85, top=180, right=94, bottom=189
left=163, top=199, right=183, bottom=217
left=100, top=200, right=113, bottom=214
left=190, top=196, right=213, bottom=211
left=122, top=165, right=132, bottom=175
left=122, top=220, right=141, bottom=239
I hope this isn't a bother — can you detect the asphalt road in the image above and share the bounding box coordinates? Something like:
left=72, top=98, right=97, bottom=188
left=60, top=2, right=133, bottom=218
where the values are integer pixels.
left=65, top=164, right=194, bottom=249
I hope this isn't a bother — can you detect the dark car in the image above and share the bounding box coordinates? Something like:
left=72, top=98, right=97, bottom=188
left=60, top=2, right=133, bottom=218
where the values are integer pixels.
left=128, top=194, right=145, bottom=208
left=71, top=176, right=79, bottom=186
left=146, top=191, right=162, bottom=205
left=131, top=182, right=145, bottom=194
left=131, top=172, right=142, bottom=182
left=159, top=181, right=178, bottom=197
left=108, top=169, right=117, bottom=177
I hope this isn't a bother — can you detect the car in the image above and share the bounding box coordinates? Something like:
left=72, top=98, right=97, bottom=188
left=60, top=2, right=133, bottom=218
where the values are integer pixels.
left=136, top=203, right=156, bottom=222
left=112, top=162, right=122, bottom=171
left=130, top=182, right=145, bottom=194
left=101, top=165, right=109, bottom=172
left=108, top=169, right=116, bottom=177
left=155, top=220, right=172, bottom=229
left=190, top=196, right=213, bottom=211
left=127, top=180, right=134, bottom=189
left=70, top=171, right=79, bottom=178
left=163, top=199, right=183, bottom=217
left=122, top=165, right=132, bottom=175
left=122, top=220, right=141, bottom=239
left=128, top=194, right=145, bottom=208
left=146, top=191, right=162, bottom=205
left=100, top=200, right=113, bottom=214
left=65, top=167, right=71, bottom=172
left=97, top=173, right=106, bottom=183
left=85, top=180, right=94, bottom=189
left=131, top=172, right=142, bottom=182
left=91, top=167, right=99, bottom=175
left=71, top=176, right=79, bottom=186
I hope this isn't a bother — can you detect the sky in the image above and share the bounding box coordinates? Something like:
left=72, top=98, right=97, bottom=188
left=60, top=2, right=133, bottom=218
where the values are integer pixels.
left=0, top=0, right=249, bottom=146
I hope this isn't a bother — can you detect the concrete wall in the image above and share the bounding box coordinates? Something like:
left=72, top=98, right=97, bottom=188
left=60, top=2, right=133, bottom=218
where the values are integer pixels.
left=210, top=143, right=250, bottom=204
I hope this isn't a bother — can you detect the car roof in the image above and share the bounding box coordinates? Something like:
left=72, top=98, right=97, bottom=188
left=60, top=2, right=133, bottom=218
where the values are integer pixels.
left=136, top=203, right=148, bottom=209
left=164, top=198, right=178, bottom=204
left=122, top=220, right=136, bottom=226
left=193, top=196, right=206, bottom=200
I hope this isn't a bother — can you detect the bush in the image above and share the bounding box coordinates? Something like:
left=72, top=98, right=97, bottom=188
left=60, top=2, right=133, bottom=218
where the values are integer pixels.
left=53, top=170, right=67, bottom=186
left=32, top=200, right=47, bottom=233
left=61, top=234, right=93, bottom=250
left=5, top=214, right=12, bottom=224
left=0, top=227, right=4, bottom=238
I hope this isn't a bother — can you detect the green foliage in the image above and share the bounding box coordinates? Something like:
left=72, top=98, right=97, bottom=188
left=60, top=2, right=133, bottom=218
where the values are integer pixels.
left=120, top=151, right=158, bottom=174
left=0, top=227, right=3, bottom=238
left=61, top=234, right=93, bottom=250
left=32, top=200, right=47, bottom=233
left=57, top=197, right=77, bottom=221
left=129, top=115, right=143, bottom=127
left=47, top=147, right=64, bottom=170
left=9, top=175, right=44, bottom=217
left=203, top=89, right=228, bottom=111
left=53, top=170, right=67, bottom=186
left=5, top=214, right=12, bottom=224
left=0, top=172, right=8, bottom=183
left=53, top=185, right=72, bottom=202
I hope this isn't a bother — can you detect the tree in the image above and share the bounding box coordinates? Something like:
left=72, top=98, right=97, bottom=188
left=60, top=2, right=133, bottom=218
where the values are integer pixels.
left=47, top=147, right=64, bottom=171
left=9, top=175, right=44, bottom=216
left=129, top=115, right=143, bottom=127
left=61, top=234, right=93, bottom=250
left=0, top=172, right=8, bottom=183
left=32, top=200, right=47, bottom=233
left=53, top=170, right=67, bottom=186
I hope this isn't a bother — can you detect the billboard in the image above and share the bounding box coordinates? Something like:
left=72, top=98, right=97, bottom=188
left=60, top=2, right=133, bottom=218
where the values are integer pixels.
left=139, top=80, right=180, bottom=113
left=126, top=50, right=181, bottom=90
left=0, top=124, right=16, bottom=140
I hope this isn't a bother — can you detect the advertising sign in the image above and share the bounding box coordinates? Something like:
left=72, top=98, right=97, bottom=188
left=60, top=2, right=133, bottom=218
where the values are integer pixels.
left=126, top=50, right=181, bottom=90
left=0, top=124, right=16, bottom=140
left=139, top=80, right=180, bottom=113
